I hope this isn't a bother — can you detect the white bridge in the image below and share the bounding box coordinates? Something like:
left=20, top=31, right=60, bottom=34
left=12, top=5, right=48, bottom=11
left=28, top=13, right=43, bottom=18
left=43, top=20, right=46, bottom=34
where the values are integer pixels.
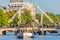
left=0, top=27, right=56, bottom=35
left=0, top=28, right=17, bottom=35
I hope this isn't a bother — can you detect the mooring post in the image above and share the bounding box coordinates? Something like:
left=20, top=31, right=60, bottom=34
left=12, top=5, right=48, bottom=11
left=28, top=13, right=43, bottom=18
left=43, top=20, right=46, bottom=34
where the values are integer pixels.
left=44, top=31, right=46, bottom=35
left=37, top=30, right=42, bottom=35
left=15, top=31, right=17, bottom=35
left=2, top=31, right=6, bottom=35
left=41, top=30, right=46, bottom=35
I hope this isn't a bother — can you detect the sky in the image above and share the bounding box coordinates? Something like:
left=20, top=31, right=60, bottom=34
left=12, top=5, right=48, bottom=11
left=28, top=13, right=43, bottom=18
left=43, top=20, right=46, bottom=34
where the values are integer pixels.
left=0, top=0, right=60, bottom=14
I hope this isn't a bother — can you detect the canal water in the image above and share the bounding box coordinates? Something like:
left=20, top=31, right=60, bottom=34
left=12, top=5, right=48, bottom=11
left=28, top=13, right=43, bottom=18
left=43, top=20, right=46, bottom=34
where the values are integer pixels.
left=0, top=32, right=60, bottom=40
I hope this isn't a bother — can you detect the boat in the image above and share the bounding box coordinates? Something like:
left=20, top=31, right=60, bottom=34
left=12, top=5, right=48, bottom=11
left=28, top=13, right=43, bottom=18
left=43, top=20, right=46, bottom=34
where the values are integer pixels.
left=16, top=28, right=23, bottom=39
left=23, top=28, right=34, bottom=38
left=17, top=32, right=23, bottom=39
left=17, top=27, right=34, bottom=38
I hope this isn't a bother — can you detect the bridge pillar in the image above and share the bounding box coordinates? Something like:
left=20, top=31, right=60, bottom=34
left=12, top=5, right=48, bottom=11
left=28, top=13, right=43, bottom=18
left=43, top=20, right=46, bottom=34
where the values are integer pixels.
left=37, top=30, right=42, bottom=35
left=37, top=30, right=46, bottom=35
left=41, top=31, right=46, bottom=35
left=2, top=31, right=6, bottom=35
left=44, top=31, right=46, bottom=35
left=15, top=31, right=17, bottom=35
left=15, top=30, right=20, bottom=35
left=0, top=28, right=17, bottom=35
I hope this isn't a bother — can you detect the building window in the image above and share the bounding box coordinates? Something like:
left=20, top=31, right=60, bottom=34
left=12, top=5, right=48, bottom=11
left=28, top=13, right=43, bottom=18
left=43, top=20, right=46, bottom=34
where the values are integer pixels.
left=19, top=0, right=23, bottom=2
left=10, top=0, right=23, bottom=2
left=15, top=4, right=16, bottom=7
left=19, top=4, right=22, bottom=7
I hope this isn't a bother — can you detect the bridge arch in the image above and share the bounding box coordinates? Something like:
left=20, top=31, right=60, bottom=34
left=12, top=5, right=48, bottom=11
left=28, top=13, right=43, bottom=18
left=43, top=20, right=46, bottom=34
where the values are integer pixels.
left=2, top=30, right=16, bottom=35
left=0, top=28, right=17, bottom=35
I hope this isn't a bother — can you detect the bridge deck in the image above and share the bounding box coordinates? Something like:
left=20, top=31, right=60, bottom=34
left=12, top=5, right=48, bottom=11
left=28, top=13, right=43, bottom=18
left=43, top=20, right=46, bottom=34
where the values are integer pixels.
left=0, top=27, right=56, bottom=35
left=0, top=27, right=56, bottom=31
left=16, top=27, right=56, bottom=31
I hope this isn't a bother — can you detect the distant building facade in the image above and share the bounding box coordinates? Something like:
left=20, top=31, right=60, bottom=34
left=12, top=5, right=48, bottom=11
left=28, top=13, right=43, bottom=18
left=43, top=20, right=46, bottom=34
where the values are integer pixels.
left=10, top=0, right=23, bottom=2
left=9, top=0, right=23, bottom=10
left=0, top=0, right=36, bottom=19
left=8, top=0, right=36, bottom=19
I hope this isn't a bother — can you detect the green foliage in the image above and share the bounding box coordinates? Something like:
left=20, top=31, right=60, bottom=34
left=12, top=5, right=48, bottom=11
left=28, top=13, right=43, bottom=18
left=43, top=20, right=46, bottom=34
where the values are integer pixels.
left=0, top=9, right=8, bottom=27
left=36, top=12, right=60, bottom=24
left=0, top=8, right=60, bottom=27
left=6, top=10, right=17, bottom=19
left=58, top=16, right=60, bottom=22
left=6, top=10, right=17, bottom=26
left=0, top=9, right=17, bottom=27
left=21, top=9, right=32, bottom=25
left=6, top=9, right=32, bottom=26
left=36, top=13, right=41, bottom=21
left=44, top=12, right=59, bottom=23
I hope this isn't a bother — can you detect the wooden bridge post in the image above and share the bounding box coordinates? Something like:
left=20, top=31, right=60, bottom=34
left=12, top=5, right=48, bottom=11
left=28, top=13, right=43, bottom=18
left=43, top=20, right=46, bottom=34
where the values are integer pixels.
left=2, top=31, right=6, bottom=35
left=37, top=30, right=46, bottom=35
left=41, top=31, right=46, bottom=35
left=41, top=30, right=44, bottom=35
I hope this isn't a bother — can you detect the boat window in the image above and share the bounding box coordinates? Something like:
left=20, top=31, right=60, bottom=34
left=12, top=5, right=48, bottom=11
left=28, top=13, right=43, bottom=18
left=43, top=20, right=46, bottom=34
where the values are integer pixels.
left=23, top=30, right=32, bottom=33
left=27, top=30, right=32, bottom=33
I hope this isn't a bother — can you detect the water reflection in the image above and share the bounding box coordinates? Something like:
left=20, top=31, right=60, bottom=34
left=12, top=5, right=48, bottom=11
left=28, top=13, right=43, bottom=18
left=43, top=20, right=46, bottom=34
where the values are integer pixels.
left=2, top=32, right=33, bottom=40
left=0, top=32, right=60, bottom=40
left=17, top=36, right=32, bottom=40
left=23, top=36, right=32, bottom=40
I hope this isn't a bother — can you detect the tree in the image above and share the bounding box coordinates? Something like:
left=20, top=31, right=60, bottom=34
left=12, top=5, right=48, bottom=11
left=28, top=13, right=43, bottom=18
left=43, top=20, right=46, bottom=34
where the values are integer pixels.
left=36, top=12, right=60, bottom=24
left=21, top=9, right=32, bottom=25
left=36, top=13, right=41, bottom=22
left=0, top=9, right=8, bottom=27
left=6, top=10, right=17, bottom=27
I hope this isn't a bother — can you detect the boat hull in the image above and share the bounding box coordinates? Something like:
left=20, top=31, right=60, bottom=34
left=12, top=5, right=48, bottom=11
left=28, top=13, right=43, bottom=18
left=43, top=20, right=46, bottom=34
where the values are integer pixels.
left=17, top=32, right=23, bottom=39
left=23, top=32, right=34, bottom=37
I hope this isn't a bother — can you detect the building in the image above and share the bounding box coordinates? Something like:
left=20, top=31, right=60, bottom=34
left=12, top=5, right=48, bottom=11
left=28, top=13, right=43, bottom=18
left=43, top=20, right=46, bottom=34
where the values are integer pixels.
left=8, top=0, right=36, bottom=19
left=0, top=0, right=36, bottom=19
left=9, top=0, right=23, bottom=10
left=10, top=0, right=23, bottom=2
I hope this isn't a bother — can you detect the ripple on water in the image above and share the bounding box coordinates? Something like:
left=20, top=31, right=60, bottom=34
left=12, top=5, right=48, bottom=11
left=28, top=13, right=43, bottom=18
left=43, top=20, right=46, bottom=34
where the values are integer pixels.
left=0, top=32, right=60, bottom=40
